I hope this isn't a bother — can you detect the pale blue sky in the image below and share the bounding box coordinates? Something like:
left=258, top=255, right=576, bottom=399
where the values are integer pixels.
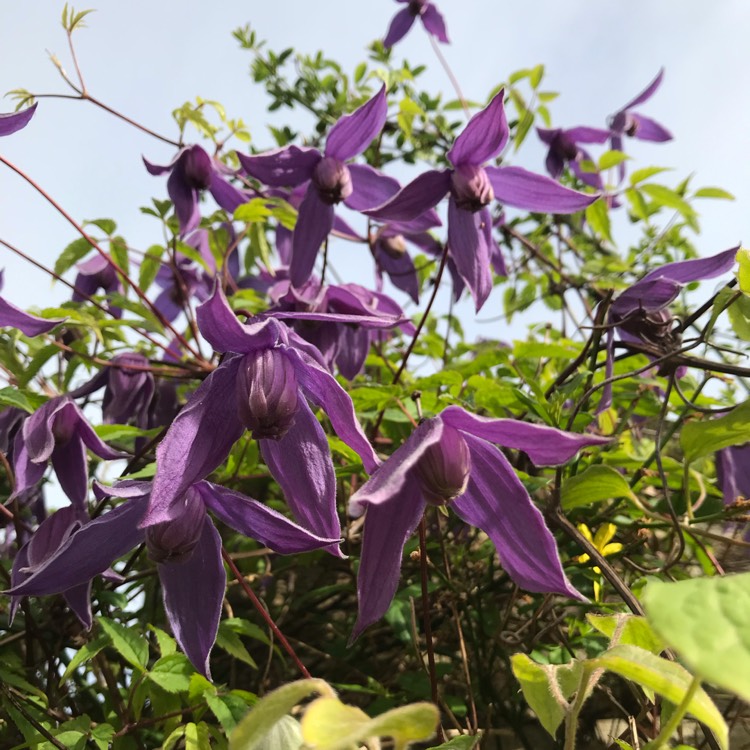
left=1, top=1, right=748, bottom=321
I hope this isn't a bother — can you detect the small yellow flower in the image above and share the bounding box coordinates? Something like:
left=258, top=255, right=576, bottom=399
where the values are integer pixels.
left=575, top=523, right=623, bottom=602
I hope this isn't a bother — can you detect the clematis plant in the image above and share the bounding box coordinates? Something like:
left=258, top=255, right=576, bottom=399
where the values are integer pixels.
left=237, top=86, right=395, bottom=287
left=348, top=405, right=608, bottom=638
left=382, top=0, right=449, bottom=48
left=365, top=90, right=598, bottom=310
left=4, top=479, right=338, bottom=677
left=536, top=126, right=611, bottom=189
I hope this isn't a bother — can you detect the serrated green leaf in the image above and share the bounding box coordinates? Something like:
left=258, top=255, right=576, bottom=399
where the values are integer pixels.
left=234, top=198, right=273, bottom=223
left=59, top=634, right=109, bottom=684
left=561, top=465, right=638, bottom=510
left=641, top=183, right=696, bottom=221
left=223, top=617, right=271, bottom=646
left=17, top=344, right=59, bottom=387
left=586, top=199, right=612, bottom=243
left=98, top=616, right=148, bottom=671
left=591, top=645, right=728, bottom=750
left=184, top=722, right=212, bottom=750
left=139, top=245, right=164, bottom=293
left=598, top=150, right=628, bottom=170
left=427, top=735, right=482, bottom=749
left=54, top=237, right=96, bottom=276
left=216, top=621, right=258, bottom=668
left=149, top=623, right=177, bottom=656
left=680, top=399, right=750, bottom=461
left=586, top=614, right=663, bottom=653
left=642, top=573, right=750, bottom=704
left=0, top=386, right=36, bottom=412
left=147, top=653, right=195, bottom=693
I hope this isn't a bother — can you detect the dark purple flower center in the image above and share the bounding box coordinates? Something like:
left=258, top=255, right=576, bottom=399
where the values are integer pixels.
left=181, top=146, right=213, bottom=190
left=408, top=0, right=428, bottom=15
left=450, top=164, right=494, bottom=212
left=610, top=111, right=639, bottom=137
left=312, top=157, right=353, bottom=205
left=554, top=133, right=580, bottom=161
left=146, top=489, right=206, bottom=564
left=414, top=426, right=471, bottom=506
left=236, top=348, right=299, bottom=440
left=617, top=307, right=680, bottom=349
left=378, top=234, right=407, bottom=259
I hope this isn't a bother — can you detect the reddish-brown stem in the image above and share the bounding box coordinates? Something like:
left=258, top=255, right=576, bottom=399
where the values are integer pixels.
left=221, top=546, right=311, bottom=679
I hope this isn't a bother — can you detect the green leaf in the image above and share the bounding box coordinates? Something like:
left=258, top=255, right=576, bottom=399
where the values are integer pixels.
left=234, top=198, right=273, bottom=223
left=694, top=187, right=735, bottom=200
left=735, top=247, right=750, bottom=295
left=149, top=623, right=177, bottom=656
left=86, top=218, right=117, bottom=235
left=184, top=722, right=212, bottom=750
left=586, top=614, right=663, bottom=654
left=510, top=654, right=581, bottom=738
left=629, top=166, right=670, bottom=186
left=642, top=573, right=750, bottom=704
left=680, top=399, right=750, bottom=461
left=216, top=620, right=258, bottom=668
left=427, top=735, right=482, bottom=749
left=0, top=386, right=37, bottom=412
left=17, top=344, right=60, bottom=387
left=561, top=465, right=638, bottom=510
left=598, top=150, right=628, bottom=170
left=229, top=679, right=334, bottom=750
left=54, top=237, right=96, bottom=276
left=641, top=183, right=696, bottom=222
left=591, top=645, right=728, bottom=750
left=110, top=236, right=129, bottom=281
left=59, top=634, right=109, bottom=684
left=585, top=199, right=612, bottom=243
left=139, top=244, right=164, bottom=293
left=98, top=616, right=149, bottom=671
left=206, top=692, right=256, bottom=736
left=147, top=654, right=195, bottom=693
left=300, top=696, right=439, bottom=750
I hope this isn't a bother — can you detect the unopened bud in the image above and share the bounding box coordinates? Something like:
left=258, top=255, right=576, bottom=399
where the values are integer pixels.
left=146, top=489, right=206, bottom=564
left=182, top=145, right=213, bottom=190
left=414, top=423, right=471, bottom=506
left=237, top=348, right=299, bottom=440
left=313, top=157, right=353, bottom=205
left=450, top=164, right=494, bottom=212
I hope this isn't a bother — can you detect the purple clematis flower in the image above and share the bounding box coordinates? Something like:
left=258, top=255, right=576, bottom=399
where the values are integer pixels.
left=141, top=285, right=385, bottom=553
left=537, top=126, right=611, bottom=190
left=69, top=352, right=156, bottom=429
left=0, top=103, right=37, bottom=136
left=153, top=256, right=212, bottom=322
left=598, top=245, right=738, bottom=411
left=237, top=87, right=395, bottom=287
left=382, top=0, right=449, bottom=48
left=11, top=396, right=126, bottom=508
left=71, top=254, right=123, bottom=317
left=349, top=405, right=609, bottom=638
left=0, top=270, right=65, bottom=336
left=4, top=479, right=338, bottom=677
left=608, top=69, right=673, bottom=181
left=365, top=90, right=598, bottom=310
left=716, top=444, right=750, bottom=507
left=144, top=145, right=248, bottom=237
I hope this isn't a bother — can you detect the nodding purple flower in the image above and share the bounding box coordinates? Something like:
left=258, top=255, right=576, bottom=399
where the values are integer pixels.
left=144, top=145, right=248, bottom=237
left=237, top=87, right=397, bottom=288
left=348, top=405, right=609, bottom=638
left=11, top=396, right=126, bottom=509
left=365, top=90, right=599, bottom=311
left=69, top=353, right=156, bottom=429
left=598, top=245, right=738, bottom=411
left=72, top=254, right=123, bottom=317
left=716, top=444, right=750, bottom=507
left=0, top=103, right=37, bottom=137
left=153, top=257, right=212, bottom=322
left=537, top=126, right=611, bottom=189
left=3, top=479, right=338, bottom=677
left=383, top=0, right=449, bottom=48
left=0, top=270, right=65, bottom=336
left=608, top=69, right=673, bottom=181
left=140, top=284, right=390, bottom=553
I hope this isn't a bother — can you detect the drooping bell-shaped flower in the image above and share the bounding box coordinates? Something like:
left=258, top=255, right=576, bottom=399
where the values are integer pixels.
left=349, top=406, right=609, bottom=638
left=237, top=87, right=396, bottom=288
left=0, top=103, right=37, bottom=136
left=4, top=479, right=338, bottom=677
left=72, top=254, right=122, bottom=317
left=365, top=90, right=599, bottom=310
left=382, top=0, right=449, bottom=48
left=537, top=126, right=611, bottom=189
left=0, top=270, right=65, bottom=336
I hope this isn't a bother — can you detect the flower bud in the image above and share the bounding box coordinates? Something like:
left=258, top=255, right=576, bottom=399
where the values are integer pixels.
left=408, top=0, right=428, bottom=15
left=313, top=157, right=353, bottom=205
left=414, top=424, right=471, bottom=506
left=236, top=348, right=299, bottom=440
left=182, top=145, right=213, bottom=190
left=450, top=164, right=494, bottom=212
left=146, top=488, right=206, bottom=564
left=378, top=233, right=407, bottom=259
left=553, top=132, right=579, bottom=161
left=103, top=353, right=155, bottom=426
left=610, top=111, right=639, bottom=137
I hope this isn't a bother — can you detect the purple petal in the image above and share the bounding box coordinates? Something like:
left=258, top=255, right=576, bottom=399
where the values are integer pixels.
left=351, top=475, right=426, bottom=640
left=22, top=398, right=67, bottom=462
left=325, top=86, right=387, bottom=162
left=349, top=418, right=444, bottom=516
left=447, top=90, right=508, bottom=167
left=209, top=171, right=248, bottom=213
left=335, top=327, right=371, bottom=380
left=365, top=170, right=451, bottom=222
left=290, top=189, right=334, bottom=288
left=570, top=150, right=604, bottom=190
left=383, top=7, right=415, bottom=47
left=10, top=433, right=46, bottom=500
left=198, top=481, right=339, bottom=553
left=144, top=357, right=245, bottom=525
left=452, top=434, right=583, bottom=599
left=447, top=199, right=492, bottom=312
left=268, top=310, right=405, bottom=328
left=51, top=437, right=89, bottom=507
left=5, top=497, right=148, bottom=596
left=63, top=583, right=94, bottom=630
left=629, top=113, right=672, bottom=143
left=196, top=283, right=283, bottom=354
left=0, top=295, right=64, bottom=336
left=260, top=399, right=342, bottom=556
left=618, top=68, right=665, bottom=112
left=289, top=349, right=380, bottom=473
left=236, top=146, right=320, bottom=187
left=74, top=408, right=129, bottom=461
left=374, top=242, right=420, bottom=303
left=544, top=149, right=565, bottom=180
left=0, top=104, right=37, bottom=136
left=143, top=155, right=175, bottom=176
left=564, top=126, right=611, bottom=144
left=166, top=169, right=200, bottom=236
left=345, top=164, right=401, bottom=211
left=441, top=405, right=609, bottom=466
left=642, top=244, right=737, bottom=286
left=610, top=277, right=681, bottom=318
left=420, top=3, right=449, bottom=43
left=486, top=165, right=598, bottom=213
left=158, top=518, right=224, bottom=678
